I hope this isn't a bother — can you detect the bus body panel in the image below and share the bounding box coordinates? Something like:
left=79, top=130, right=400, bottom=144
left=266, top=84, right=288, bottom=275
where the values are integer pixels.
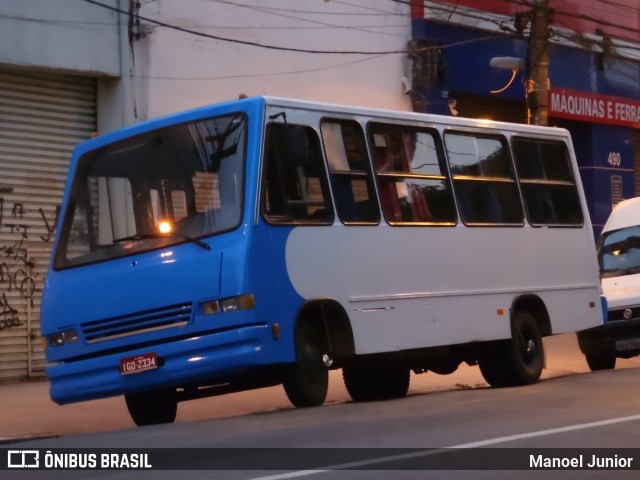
left=41, top=96, right=605, bottom=411
left=48, top=325, right=273, bottom=404
left=285, top=224, right=602, bottom=355
left=44, top=220, right=304, bottom=404
left=42, top=97, right=300, bottom=404
left=42, top=246, right=222, bottom=338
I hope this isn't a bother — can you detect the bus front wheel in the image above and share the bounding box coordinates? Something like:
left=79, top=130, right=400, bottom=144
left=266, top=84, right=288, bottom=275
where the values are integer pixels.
left=479, top=311, right=544, bottom=387
left=124, top=388, right=177, bottom=426
left=283, top=340, right=329, bottom=408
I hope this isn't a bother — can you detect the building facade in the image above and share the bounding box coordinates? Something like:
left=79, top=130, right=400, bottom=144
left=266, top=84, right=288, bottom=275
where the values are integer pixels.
left=2, top=0, right=639, bottom=382
left=0, top=0, right=411, bottom=381
left=409, top=0, right=640, bottom=237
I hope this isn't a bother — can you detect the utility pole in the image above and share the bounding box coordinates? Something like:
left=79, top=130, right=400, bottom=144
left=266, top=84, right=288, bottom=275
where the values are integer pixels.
left=526, top=0, right=552, bottom=126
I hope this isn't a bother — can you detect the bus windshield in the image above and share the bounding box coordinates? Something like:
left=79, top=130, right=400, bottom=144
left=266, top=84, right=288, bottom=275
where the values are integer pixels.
left=54, top=113, right=246, bottom=269
left=599, top=225, right=640, bottom=278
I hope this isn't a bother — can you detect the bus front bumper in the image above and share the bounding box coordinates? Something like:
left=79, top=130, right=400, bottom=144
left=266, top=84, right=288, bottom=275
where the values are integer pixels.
left=46, top=324, right=279, bottom=405
left=577, top=318, right=640, bottom=359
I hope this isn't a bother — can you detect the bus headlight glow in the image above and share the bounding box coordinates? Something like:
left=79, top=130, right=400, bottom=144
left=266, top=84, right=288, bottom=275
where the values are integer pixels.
left=203, top=294, right=255, bottom=316
left=49, top=329, right=80, bottom=347
left=158, top=220, right=173, bottom=234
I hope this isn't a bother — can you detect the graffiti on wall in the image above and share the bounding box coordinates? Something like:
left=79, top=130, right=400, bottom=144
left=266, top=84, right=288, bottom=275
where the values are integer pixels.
left=0, top=196, right=60, bottom=330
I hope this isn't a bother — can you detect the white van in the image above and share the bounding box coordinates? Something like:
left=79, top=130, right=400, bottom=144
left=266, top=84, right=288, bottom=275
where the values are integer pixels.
left=578, top=196, right=640, bottom=370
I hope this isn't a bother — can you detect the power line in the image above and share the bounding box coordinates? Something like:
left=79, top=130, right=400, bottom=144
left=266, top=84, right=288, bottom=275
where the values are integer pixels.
left=208, top=0, right=403, bottom=16
left=82, top=0, right=498, bottom=55
left=131, top=53, right=388, bottom=81
left=208, top=0, right=408, bottom=39
left=83, top=0, right=412, bottom=54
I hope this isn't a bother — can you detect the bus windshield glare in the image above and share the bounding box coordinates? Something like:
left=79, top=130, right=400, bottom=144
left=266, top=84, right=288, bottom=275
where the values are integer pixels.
left=54, top=113, right=246, bottom=269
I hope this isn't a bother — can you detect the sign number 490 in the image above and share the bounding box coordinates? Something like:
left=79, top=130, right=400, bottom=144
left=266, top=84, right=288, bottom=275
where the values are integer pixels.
left=608, top=152, right=622, bottom=167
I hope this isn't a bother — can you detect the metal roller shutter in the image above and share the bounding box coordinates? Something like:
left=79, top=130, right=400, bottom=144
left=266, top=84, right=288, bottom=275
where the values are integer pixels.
left=0, top=70, right=96, bottom=381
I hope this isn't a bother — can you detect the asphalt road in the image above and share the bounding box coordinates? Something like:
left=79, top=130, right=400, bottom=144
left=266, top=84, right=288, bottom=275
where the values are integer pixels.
left=5, top=368, right=640, bottom=479
left=3, top=332, right=638, bottom=441
left=3, top=334, right=640, bottom=479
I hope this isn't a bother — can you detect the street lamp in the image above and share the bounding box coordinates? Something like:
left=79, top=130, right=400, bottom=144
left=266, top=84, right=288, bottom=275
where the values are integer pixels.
left=489, top=56, right=525, bottom=95
left=489, top=56, right=525, bottom=71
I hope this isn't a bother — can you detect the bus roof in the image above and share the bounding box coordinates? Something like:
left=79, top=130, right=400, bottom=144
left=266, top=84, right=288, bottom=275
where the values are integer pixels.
left=261, top=96, right=570, bottom=138
left=82, top=95, right=572, bottom=154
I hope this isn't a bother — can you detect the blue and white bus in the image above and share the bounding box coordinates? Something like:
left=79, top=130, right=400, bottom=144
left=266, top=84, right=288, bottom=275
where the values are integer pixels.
left=41, top=96, right=605, bottom=425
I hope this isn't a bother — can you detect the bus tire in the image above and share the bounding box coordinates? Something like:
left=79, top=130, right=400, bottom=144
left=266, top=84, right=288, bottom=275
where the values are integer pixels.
left=479, top=311, right=543, bottom=387
left=343, top=364, right=410, bottom=402
left=585, top=352, right=616, bottom=371
left=283, top=342, right=329, bottom=408
left=124, top=388, right=177, bottom=426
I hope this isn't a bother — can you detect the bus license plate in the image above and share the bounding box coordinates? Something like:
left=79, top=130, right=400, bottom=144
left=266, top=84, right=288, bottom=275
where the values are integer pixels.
left=120, top=352, right=158, bottom=375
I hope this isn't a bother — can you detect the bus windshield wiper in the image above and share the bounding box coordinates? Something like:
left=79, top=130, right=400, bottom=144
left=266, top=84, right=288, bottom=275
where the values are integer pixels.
left=113, top=232, right=211, bottom=250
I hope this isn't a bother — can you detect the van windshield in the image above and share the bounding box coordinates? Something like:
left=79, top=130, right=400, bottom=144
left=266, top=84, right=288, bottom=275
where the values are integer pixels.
left=54, top=113, right=246, bottom=269
left=599, top=225, right=640, bottom=278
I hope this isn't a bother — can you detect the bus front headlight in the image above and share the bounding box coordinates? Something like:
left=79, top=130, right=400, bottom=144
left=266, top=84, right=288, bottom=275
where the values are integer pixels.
left=202, top=294, right=255, bottom=316
left=48, top=329, right=80, bottom=347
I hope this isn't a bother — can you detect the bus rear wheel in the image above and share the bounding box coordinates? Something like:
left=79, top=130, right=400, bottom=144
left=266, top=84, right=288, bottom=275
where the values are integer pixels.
left=124, top=388, right=177, bottom=426
left=343, top=364, right=410, bottom=402
left=479, top=311, right=544, bottom=388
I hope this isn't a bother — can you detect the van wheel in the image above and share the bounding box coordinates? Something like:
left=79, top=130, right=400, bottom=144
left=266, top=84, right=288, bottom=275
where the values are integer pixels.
left=585, top=353, right=616, bottom=371
left=479, top=311, right=544, bottom=387
left=125, top=388, right=177, bottom=426
left=283, top=329, right=328, bottom=407
left=343, top=364, right=410, bottom=402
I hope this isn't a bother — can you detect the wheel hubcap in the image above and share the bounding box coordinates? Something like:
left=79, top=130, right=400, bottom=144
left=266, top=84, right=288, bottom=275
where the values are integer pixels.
left=525, top=339, right=535, bottom=354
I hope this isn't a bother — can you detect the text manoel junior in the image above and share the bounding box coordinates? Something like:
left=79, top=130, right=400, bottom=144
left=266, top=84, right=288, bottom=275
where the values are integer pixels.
left=530, top=454, right=634, bottom=469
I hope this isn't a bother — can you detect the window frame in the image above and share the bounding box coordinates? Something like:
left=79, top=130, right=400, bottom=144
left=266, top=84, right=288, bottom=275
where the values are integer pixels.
left=320, top=118, right=381, bottom=226
left=510, top=135, right=584, bottom=228
left=444, top=129, right=524, bottom=227
left=367, top=122, right=457, bottom=227
left=261, top=121, right=335, bottom=226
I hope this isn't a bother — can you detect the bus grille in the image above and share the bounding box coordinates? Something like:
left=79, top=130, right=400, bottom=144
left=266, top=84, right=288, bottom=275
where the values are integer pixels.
left=81, top=302, right=193, bottom=343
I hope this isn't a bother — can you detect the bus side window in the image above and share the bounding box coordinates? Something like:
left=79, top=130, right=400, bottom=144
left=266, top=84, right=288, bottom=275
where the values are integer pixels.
left=511, top=138, right=583, bottom=226
left=320, top=120, right=380, bottom=224
left=445, top=133, right=523, bottom=226
left=262, top=123, right=334, bottom=224
left=368, top=123, right=456, bottom=225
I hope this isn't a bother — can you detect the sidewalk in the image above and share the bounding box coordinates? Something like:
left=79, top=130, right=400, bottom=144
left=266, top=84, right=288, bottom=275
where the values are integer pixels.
left=1, top=333, right=638, bottom=443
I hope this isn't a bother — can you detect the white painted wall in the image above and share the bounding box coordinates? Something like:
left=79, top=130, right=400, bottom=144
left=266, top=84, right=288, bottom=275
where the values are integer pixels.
left=132, top=0, right=413, bottom=119
left=0, top=0, right=413, bottom=129
left=0, top=0, right=121, bottom=75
